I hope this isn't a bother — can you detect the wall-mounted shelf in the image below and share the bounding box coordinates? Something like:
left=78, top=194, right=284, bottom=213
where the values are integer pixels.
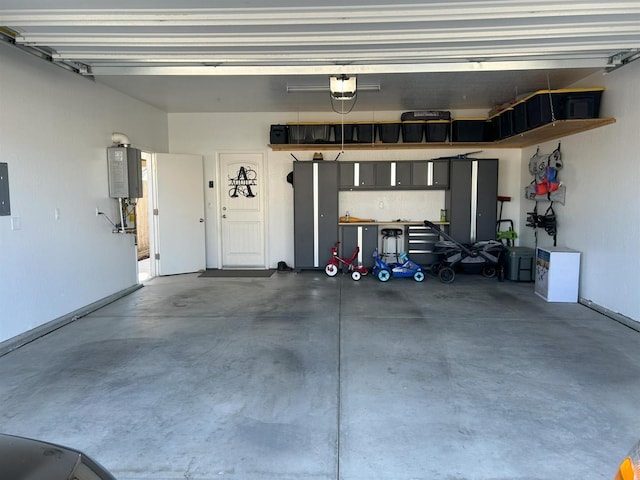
left=269, top=118, right=616, bottom=151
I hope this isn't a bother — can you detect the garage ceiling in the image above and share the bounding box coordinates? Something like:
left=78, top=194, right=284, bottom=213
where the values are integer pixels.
left=1, top=0, right=640, bottom=113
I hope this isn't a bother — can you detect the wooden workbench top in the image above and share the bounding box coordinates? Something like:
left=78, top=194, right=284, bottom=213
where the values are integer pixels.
left=338, top=220, right=449, bottom=226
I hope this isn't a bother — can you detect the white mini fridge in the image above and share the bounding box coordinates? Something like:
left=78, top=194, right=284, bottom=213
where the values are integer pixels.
left=535, top=247, right=581, bottom=302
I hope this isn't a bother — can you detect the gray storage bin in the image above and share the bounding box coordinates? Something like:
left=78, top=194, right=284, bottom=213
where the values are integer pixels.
left=505, top=246, right=535, bottom=281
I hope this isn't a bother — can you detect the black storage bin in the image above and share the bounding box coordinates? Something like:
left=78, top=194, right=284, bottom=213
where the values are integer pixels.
left=425, top=120, right=449, bottom=142
left=288, top=123, right=331, bottom=144
left=489, top=113, right=501, bottom=141
left=378, top=122, right=401, bottom=143
left=499, top=108, right=515, bottom=139
left=526, top=90, right=560, bottom=129
left=525, top=88, right=604, bottom=129
left=451, top=118, right=488, bottom=142
left=333, top=123, right=355, bottom=143
left=355, top=123, right=376, bottom=143
left=270, top=124, right=288, bottom=144
left=489, top=108, right=515, bottom=141
left=401, top=121, right=424, bottom=142
left=560, top=89, right=603, bottom=119
left=513, top=99, right=528, bottom=133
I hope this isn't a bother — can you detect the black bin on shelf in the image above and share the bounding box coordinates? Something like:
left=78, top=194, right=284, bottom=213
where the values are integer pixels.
left=333, top=123, right=355, bottom=143
left=561, top=89, right=604, bottom=119
left=513, top=99, right=528, bottom=133
left=451, top=118, right=489, bottom=142
left=401, top=121, right=425, bottom=142
left=489, top=108, right=515, bottom=141
left=378, top=122, right=401, bottom=143
left=499, top=108, right=515, bottom=139
left=270, top=124, right=289, bottom=144
left=355, top=123, right=376, bottom=143
left=288, top=123, right=331, bottom=144
left=526, top=88, right=604, bottom=129
left=425, top=120, right=449, bottom=142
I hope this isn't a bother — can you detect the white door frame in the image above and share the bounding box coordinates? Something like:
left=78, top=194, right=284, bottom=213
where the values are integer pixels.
left=215, top=150, right=269, bottom=269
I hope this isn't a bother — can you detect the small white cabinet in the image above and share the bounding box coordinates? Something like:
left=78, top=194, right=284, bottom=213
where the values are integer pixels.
left=535, top=247, right=581, bottom=302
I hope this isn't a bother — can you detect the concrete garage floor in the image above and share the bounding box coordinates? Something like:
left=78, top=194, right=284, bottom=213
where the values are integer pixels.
left=1, top=271, right=639, bottom=480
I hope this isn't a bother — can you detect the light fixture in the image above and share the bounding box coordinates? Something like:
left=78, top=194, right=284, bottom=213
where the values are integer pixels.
left=286, top=81, right=380, bottom=94
left=330, top=74, right=356, bottom=100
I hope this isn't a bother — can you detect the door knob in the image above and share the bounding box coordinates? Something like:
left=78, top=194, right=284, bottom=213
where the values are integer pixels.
left=222, top=214, right=227, bottom=218
left=199, top=218, right=205, bottom=223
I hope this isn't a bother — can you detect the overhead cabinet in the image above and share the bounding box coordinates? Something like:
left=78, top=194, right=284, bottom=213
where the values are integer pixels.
left=293, top=161, right=339, bottom=270
left=339, top=160, right=448, bottom=190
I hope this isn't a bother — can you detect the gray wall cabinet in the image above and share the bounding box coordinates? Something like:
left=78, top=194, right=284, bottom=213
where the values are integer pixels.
left=445, top=158, right=498, bottom=244
left=339, top=160, right=449, bottom=191
left=293, top=161, right=339, bottom=270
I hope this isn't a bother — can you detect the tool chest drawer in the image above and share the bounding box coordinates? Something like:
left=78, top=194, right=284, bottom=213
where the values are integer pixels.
left=406, top=225, right=440, bottom=266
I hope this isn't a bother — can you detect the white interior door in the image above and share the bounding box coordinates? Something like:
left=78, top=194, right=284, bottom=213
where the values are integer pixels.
left=219, top=153, right=266, bottom=268
left=153, top=153, right=206, bottom=275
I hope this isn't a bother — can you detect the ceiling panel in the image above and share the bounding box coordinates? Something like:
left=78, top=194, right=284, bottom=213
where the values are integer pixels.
left=1, top=1, right=639, bottom=112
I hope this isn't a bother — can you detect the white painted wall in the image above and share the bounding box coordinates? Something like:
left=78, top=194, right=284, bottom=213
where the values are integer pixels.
left=3, top=37, right=636, bottom=347
left=0, top=43, right=168, bottom=343
left=168, top=112, right=522, bottom=271
left=519, top=61, right=640, bottom=321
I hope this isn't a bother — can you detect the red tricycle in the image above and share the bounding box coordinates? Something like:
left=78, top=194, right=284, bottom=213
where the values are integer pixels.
left=325, top=242, right=369, bottom=281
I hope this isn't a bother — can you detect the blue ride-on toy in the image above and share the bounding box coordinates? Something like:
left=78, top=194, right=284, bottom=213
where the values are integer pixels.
left=372, top=249, right=425, bottom=282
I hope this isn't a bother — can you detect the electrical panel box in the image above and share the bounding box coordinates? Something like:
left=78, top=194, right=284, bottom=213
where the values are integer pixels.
left=0, top=162, right=10, bottom=216
left=107, top=147, right=142, bottom=198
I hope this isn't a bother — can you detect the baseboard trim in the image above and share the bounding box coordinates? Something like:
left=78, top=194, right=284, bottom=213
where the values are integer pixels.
left=579, top=297, right=639, bottom=333
left=0, top=284, right=143, bottom=357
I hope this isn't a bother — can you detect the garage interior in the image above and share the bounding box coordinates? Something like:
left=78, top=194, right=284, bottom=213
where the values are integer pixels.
left=1, top=2, right=640, bottom=479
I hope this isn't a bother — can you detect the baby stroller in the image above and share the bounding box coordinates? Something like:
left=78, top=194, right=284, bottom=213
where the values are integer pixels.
left=424, top=220, right=505, bottom=283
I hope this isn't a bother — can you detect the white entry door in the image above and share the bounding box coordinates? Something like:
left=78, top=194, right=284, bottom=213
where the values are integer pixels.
left=153, top=153, right=206, bottom=275
left=219, top=153, right=266, bottom=268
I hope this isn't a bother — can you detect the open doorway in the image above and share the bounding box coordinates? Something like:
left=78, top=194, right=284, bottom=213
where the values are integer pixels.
left=136, top=152, right=153, bottom=282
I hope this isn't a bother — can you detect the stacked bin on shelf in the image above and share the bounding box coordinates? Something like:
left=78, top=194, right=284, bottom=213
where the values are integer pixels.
left=332, top=123, right=355, bottom=144
left=355, top=122, right=376, bottom=143
left=451, top=118, right=490, bottom=142
left=489, top=107, right=515, bottom=141
left=512, top=87, right=604, bottom=132
left=377, top=122, right=402, bottom=143
left=288, top=123, right=332, bottom=144
left=401, top=121, right=425, bottom=142
left=425, top=120, right=450, bottom=142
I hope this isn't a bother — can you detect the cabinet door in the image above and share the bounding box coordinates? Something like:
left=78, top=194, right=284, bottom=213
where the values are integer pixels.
left=341, top=225, right=378, bottom=268
left=445, top=160, right=473, bottom=244
left=475, top=159, right=498, bottom=241
left=375, top=162, right=392, bottom=187
left=293, top=162, right=315, bottom=268
left=293, top=162, right=338, bottom=269
left=394, top=162, right=412, bottom=187
left=356, top=162, right=392, bottom=188
left=431, top=160, right=449, bottom=188
left=358, top=162, right=376, bottom=187
left=339, top=162, right=355, bottom=189
left=411, top=161, right=429, bottom=187
left=318, top=162, right=339, bottom=265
